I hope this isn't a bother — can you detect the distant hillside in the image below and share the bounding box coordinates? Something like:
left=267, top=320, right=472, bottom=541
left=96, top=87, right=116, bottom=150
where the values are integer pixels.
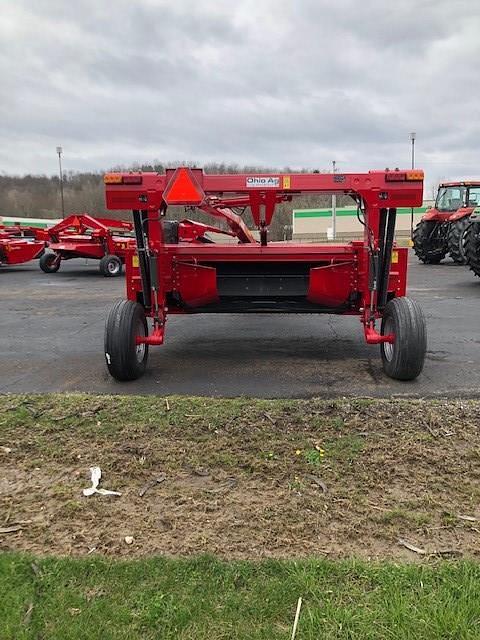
left=0, top=163, right=353, bottom=240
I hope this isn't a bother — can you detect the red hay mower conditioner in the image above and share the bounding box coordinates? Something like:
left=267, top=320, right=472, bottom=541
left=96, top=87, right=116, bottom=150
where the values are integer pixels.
left=39, top=214, right=135, bottom=276
left=103, top=167, right=427, bottom=382
left=0, top=225, right=47, bottom=267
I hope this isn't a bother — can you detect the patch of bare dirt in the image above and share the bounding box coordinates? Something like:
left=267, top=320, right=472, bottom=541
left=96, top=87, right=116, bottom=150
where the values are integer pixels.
left=1, top=394, right=479, bottom=560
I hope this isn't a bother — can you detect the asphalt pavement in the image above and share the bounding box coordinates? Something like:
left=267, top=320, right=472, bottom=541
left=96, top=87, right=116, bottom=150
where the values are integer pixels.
left=1, top=255, right=479, bottom=398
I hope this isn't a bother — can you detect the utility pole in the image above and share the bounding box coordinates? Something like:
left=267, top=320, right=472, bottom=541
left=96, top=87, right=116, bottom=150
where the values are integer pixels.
left=56, top=146, right=65, bottom=219
left=409, top=132, right=416, bottom=239
left=332, top=160, right=337, bottom=240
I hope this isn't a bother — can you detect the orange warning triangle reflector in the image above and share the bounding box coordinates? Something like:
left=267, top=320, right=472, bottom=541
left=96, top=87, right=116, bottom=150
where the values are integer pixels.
left=163, top=168, right=204, bottom=205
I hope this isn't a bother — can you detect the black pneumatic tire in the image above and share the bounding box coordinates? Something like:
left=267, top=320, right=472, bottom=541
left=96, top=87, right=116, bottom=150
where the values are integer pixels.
left=99, top=254, right=122, bottom=277
left=162, top=220, right=179, bottom=244
left=380, top=297, right=427, bottom=381
left=412, top=220, right=447, bottom=264
left=39, top=252, right=60, bottom=273
left=104, top=300, right=149, bottom=381
left=464, top=221, right=480, bottom=277
left=447, top=217, right=470, bottom=264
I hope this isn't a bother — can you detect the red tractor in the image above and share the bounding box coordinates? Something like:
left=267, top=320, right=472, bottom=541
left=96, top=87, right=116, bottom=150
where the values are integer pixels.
left=102, top=167, right=426, bottom=382
left=39, top=214, right=135, bottom=276
left=413, top=181, right=480, bottom=264
left=0, top=225, right=47, bottom=267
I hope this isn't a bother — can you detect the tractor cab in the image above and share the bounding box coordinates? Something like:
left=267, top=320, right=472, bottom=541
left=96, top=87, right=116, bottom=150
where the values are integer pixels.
left=435, top=184, right=480, bottom=212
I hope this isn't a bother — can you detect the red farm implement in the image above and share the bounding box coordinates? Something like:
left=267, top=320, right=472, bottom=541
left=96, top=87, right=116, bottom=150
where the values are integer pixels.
left=0, top=225, right=47, bottom=267
left=103, top=167, right=427, bottom=382
left=40, top=213, right=135, bottom=276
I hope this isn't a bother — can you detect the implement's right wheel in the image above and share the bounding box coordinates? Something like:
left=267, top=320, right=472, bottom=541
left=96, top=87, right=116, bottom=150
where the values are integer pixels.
left=380, top=297, right=426, bottom=381
left=412, top=220, right=447, bottom=264
left=39, top=252, right=60, bottom=273
left=104, top=300, right=149, bottom=381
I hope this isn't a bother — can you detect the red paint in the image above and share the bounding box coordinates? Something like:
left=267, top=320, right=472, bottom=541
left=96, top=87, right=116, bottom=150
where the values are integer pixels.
left=106, top=167, right=423, bottom=350
left=0, top=225, right=46, bottom=266
left=421, top=180, right=480, bottom=223
left=45, top=214, right=135, bottom=263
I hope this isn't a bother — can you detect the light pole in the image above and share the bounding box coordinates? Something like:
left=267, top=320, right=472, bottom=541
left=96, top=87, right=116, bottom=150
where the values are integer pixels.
left=409, top=133, right=416, bottom=239
left=56, top=146, right=65, bottom=219
left=332, top=160, right=337, bottom=240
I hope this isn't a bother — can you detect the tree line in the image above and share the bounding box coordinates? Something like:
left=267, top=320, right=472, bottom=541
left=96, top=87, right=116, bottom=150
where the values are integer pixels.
left=0, top=163, right=354, bottom=240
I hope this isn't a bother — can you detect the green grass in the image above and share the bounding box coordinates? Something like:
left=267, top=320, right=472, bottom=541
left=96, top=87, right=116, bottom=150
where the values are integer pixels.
left=1, top=553, right=480, bottom=639
left=2, top=395, right=480, bottom=637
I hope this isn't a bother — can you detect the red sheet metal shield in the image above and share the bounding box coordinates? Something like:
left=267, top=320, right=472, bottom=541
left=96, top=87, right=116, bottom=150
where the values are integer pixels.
left=163, top=168, right=205, bottom=206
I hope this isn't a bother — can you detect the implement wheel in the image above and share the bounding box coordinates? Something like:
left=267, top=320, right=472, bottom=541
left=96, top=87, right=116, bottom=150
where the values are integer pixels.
left=39, top=252, right=60, bottom=273
left=104, top=300, right=149, bottom=381
left=464, top=221, right=480, bottom=277
left=412, top=220, right=447, bottom=264
left=447, top=217, right=470, bottom=264
left=100, top=254, right=122, bottom=277
left=380, top=297, right=426, bottom=381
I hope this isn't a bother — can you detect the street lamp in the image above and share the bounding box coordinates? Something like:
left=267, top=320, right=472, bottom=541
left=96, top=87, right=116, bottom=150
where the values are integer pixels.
left=409, top=132, right=416, bottom=169
left=331, top=160, right=337, bottom=240
left=56, top=146, right=65, bottom=219
left=409, top=133, right=416, bottom=239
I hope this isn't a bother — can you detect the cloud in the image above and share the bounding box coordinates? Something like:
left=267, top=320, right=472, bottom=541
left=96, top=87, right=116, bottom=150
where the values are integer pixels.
left=1, top=0, right=479, bottom=191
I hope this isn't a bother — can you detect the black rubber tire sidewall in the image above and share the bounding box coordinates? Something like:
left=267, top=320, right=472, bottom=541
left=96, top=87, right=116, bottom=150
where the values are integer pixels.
left=104, top=299, right=149, bottom=381
left=465, top=221, right=480, bottom=277
left=380, top=297, right=427, bottom=381
left=100, top=255, right=122, bottom=277
left=447, top=217, right=470, bottom=264
left=39, top=252, right=60, bottom=273
left=412, top=220, right=447, bottom=264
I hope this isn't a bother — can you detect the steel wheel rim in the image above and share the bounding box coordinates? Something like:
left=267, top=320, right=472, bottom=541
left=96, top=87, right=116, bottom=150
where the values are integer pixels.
left=135, top=319, right=146, bottom=363
left=383, top=317, right=395, bottom=362
left=108, top=260, right=119, bottom=274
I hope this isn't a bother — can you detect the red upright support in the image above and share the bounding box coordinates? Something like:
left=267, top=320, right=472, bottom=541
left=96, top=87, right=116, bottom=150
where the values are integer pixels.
left=103, top=167, right=427, bottom=382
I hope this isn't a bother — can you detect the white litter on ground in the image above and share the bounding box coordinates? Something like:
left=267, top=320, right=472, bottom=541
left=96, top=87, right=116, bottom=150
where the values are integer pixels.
left=82, top=466, right=122, bottom=497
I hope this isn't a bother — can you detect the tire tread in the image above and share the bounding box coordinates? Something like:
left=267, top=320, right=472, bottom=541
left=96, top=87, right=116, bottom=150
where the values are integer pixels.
left=381, top=297, right=426, bottom=381
left=447, top=217, right=469, bottom=264
left=464, top=221, right=480, bottom=277
left=104, top=299, right=148, bottom=380
left=412, top=220, right=447, bottom=264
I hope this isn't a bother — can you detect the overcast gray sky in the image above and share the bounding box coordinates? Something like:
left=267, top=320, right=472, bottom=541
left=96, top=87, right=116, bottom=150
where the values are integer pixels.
left=1, top=0, right=479, bottom=191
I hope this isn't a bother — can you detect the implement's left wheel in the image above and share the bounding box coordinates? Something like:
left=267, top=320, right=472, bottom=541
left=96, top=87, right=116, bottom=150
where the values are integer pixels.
left=380, top=297, right=426, bottom=381
left=104, top=300, right=149, bottom=381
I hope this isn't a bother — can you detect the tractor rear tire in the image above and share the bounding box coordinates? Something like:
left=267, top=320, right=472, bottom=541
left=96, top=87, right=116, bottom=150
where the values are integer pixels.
left=100, top=254, right=122, bottom=277
left=39, top=252, right=60, bottom=273
left=104, top=299, right=149, bottom=381
left=380, top=297, right=426, bottom=381
left=447, top=217, right=470, bottom=264
left=412, top=220, right=447, bottom=264
left=464, top=221, right=480, bottom=277
left=162, top=220, right=179, bottom=244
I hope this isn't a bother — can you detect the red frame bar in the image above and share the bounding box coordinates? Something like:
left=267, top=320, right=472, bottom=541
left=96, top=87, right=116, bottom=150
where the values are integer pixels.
left=105, top=167, right=423, bottom=349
